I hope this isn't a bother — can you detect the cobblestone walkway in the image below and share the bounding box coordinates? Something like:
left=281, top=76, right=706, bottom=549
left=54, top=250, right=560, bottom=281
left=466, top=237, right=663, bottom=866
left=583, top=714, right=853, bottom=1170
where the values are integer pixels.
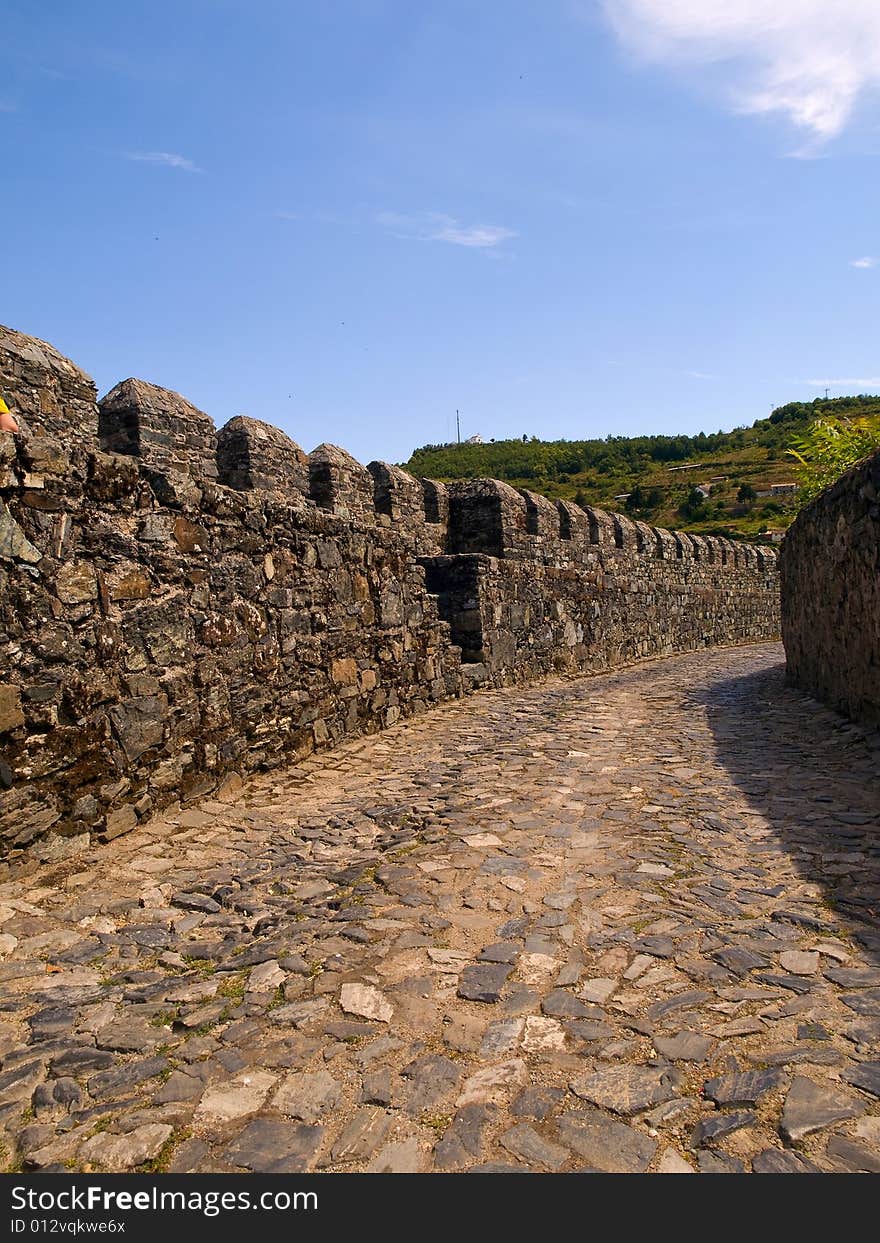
left=2, top=642, right=880, bottom=1175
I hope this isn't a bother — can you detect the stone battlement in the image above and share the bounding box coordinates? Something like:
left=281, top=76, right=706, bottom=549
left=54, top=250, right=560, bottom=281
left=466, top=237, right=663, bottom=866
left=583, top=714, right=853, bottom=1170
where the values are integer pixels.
left=0, top=325, right=780, bottom=873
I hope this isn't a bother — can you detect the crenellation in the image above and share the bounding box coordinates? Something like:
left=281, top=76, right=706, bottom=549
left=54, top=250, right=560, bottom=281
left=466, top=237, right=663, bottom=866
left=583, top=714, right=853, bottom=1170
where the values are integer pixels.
left=216, top=415, right=310, bottom=497
left=447, top=478, right=530, bottom=558
left=0, top=324, right=99, bottom=473
left=308, top=443, right=375, bottom=522
left=556, top=499, right=587, bottom=544
left=98, top=378, right=219, bottom=482
left=632, top=520, right=656, bottom=556
left=687, top=533, right=706, bottom=562
left=673, top=531, right=694, bottom=561
left=701, top=535, right=720, bottom=564
left=367, top=460, right=425, bottom=528
left=421, top=477, right=449, bottom=526
left=518, top=488, right=563, bottom=562
left=714, top=536, right=731, bottom=566
left=585, top=506, right=615, bottom=548
left=0, top=326, right=782, bottom=871
left=652, top=527, right=678, bottom=560
left=612, top=512, right=639, bottom=552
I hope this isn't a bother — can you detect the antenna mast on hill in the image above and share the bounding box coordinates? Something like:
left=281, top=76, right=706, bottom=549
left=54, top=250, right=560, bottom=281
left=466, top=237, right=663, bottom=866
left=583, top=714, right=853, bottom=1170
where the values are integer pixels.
left=456, top=409, right=461, bottom=444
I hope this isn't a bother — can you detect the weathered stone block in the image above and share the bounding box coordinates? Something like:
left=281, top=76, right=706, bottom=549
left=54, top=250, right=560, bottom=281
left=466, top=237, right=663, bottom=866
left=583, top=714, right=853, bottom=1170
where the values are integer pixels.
left=0, top=683, right=25, bottom=733
left=217, top=416, right=309, bottom=497
left=99, top=378, right=218, bottom=480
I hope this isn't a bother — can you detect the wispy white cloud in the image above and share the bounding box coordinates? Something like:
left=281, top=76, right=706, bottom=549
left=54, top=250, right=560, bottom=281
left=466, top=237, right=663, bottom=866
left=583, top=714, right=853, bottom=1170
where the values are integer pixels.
left=850, top=255, right=876, bottom=268
left=273, top=210, right=303, bottom=221
left=685, top=369, right=717, bottom=380
left=600, top=1, right=880, bottom=146
left=377, top=211, right=516, bottom=249
left=807, top=376, right=880, bottom=387
left=124, top=151, right=202, bottom=172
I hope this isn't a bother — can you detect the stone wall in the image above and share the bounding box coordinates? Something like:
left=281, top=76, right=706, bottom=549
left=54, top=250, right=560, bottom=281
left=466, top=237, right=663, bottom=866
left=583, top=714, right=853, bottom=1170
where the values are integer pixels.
left=780, top=447, right=880, bottom=727
left=423, top=481, right=777, bottom=687
left=0, top=325, right=780, bottom=874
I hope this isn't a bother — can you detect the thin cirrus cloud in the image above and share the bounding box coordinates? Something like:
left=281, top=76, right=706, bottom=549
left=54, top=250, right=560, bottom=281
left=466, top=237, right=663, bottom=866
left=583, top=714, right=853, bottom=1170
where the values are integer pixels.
left=600, top=0, right=880, bottom=146
left=685, top=369, right=716, bottom=380
left=808, top=377, right=880, bottom=388
left=850, top=256, right=876, bottom=268
left=124, top=151, right=203, bottom=172
left=377, top=211, right=516, bottom=250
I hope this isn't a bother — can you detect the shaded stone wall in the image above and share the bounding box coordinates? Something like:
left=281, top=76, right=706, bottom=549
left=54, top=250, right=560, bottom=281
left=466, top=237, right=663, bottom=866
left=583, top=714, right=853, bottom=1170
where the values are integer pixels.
left=0, top=325, right=780, bottom=874
left=780, top=448, right=880, bottom=727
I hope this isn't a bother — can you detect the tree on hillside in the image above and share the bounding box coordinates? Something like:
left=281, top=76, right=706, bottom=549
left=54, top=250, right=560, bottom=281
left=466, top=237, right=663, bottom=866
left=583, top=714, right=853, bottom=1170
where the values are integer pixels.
left=625, top=485, right=662, bottom=515
left=787, top=416, right=880, bottom=505
left=737, top=482, right=757, bottom=504
left=678, top=487, right=709, bottom=521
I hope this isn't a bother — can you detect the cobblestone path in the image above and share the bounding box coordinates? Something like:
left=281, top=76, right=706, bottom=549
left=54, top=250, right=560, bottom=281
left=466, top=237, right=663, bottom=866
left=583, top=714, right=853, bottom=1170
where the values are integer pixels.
left=2, top=642, right=880, bottom=1175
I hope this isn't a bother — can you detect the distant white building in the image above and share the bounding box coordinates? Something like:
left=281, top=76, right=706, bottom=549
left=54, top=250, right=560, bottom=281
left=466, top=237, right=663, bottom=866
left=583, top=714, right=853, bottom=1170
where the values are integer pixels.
left=756, top=482, right=799, bottom=498
left=465, top=434, right=484, bottom=444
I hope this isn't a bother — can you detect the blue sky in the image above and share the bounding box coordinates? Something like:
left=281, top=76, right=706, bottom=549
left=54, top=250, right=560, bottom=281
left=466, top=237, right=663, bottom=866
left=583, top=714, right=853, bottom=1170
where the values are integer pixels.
left=3, top=1, right=880, bottom=464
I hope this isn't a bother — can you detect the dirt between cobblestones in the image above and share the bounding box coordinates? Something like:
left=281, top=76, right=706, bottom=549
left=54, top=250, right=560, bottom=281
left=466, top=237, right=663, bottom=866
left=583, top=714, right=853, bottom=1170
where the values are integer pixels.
left=1, top=641, right=879, bottom=1175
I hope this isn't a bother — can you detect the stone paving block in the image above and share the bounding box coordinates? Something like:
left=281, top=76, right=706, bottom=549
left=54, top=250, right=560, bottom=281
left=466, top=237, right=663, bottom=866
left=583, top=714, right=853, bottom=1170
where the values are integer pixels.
left=2, top=643, right=879, bottom=1178
left=224, top=1120, right=324, bottom=1173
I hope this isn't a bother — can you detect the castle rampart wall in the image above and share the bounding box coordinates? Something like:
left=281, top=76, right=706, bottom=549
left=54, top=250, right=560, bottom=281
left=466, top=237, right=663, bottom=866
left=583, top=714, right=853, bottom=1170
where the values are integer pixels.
left=0, top=326, right=780, bottom=873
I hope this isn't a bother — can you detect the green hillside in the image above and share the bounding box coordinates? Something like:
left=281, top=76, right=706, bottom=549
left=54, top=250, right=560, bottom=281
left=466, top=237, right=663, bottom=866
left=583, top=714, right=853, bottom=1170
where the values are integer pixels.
left=402, top=396, right=880, bottom=542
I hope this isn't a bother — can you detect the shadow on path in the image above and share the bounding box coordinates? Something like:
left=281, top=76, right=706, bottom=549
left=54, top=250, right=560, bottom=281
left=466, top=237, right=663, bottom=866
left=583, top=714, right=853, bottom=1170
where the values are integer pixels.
left=694, top=657, right=880, bottom=965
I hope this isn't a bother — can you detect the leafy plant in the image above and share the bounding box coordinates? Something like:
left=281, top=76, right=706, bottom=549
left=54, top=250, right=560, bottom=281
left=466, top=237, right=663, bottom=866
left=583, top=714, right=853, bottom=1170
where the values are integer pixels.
left=787, top=416, right=880, bottom=505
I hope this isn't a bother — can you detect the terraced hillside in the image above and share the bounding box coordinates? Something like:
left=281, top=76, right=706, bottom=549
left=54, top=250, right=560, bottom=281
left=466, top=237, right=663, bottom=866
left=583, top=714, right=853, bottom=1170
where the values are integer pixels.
left=404, top=396, right=880, bottom=542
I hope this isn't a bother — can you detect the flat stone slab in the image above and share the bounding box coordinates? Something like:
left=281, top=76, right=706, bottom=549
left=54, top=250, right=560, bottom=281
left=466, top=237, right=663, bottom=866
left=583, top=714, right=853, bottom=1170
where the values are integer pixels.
left=272, top=1070, right=342, bottom=1123
left=825, top=1135, right=880, bottom=1173
left=703, top=1068, right=786, bottom=1106
left=570, top=1065, right=683, bottom=1115
left=457, top=963, right=513, bottom=1003
left=193, top=1070, right=277, bottom=1125
left=690, top=1111, right=756, bottom=1148
left=578, top=978, right=618, bottom=1004
left=331, top=1107, right=393, bottom=1163
left=824, top=968, right=880, bottom=989
left=541, top=988, right=599, bottom=1019
left=224, top=1120, right=324, bottom=1172
left=79, top=1124, right=172, bottom=1171
left=457, top=1060, right=528, bottom=1108
left=433, top=1104, right=495, bottom=1170
left=653, top=1031, right=714, bottom=1062
left=751, top=1148, right=822, bottom=1174
left=339, top=983, right=393, bottom=1023
left=522, top=1016, right=566, bottom=1052
left=840, top=990, right=880, bottom=1017
left=366, top=1137, right=428, bottom=1173
left=477, top=942, right=521, bottom=964
left=500, top=1123, right=569, bottom=1171
left=656, top=1148, right=695, bottom=1173
left=711, top=946, right=770, bottom=975
left=780, top=1075, right=862, bottom=1142
left=779, top=951, right=819, bottom=975
left=842, top=1061, right=880, bottom=1098
left=556, top=1112, right=656, bottom=1173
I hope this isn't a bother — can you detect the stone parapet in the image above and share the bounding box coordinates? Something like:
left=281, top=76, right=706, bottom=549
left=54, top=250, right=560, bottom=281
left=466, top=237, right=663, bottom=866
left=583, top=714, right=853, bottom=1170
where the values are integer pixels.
left=0, top=325, right=781, bottom=872
left=780, top=448, right=880, bottom=727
